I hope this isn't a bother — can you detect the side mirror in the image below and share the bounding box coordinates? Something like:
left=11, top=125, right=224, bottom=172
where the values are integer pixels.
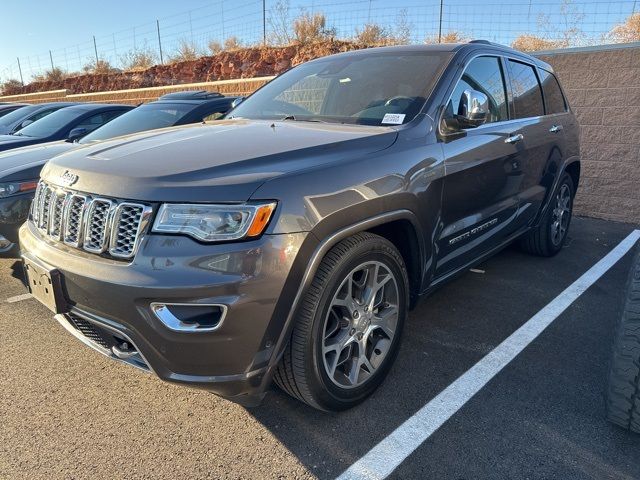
left=231, top=97, right=245, bottom=109
left=456, top=89, right=489, bottom=128
left=67, top=127, right=88, bottom=142
left=15, top=119, right=33, bottom=131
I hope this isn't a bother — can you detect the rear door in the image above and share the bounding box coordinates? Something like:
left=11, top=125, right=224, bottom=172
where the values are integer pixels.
left=504, top=60, right=568, bottom=229
left=436, top=55, right=522, bottom=276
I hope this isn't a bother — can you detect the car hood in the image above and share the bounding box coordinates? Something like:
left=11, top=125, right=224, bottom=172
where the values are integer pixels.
left=41, top=119, right=398, bottom=202
left=0, top=141, right=77, bottom=181
left=0, top=135, right=39, bottom=152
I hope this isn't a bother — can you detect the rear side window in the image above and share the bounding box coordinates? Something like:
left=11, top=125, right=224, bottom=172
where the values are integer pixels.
left=446, top=56, right=508, bottom=124
left=539, top=69, right=567, bottom=114
left=507, top=60, right=544, bottom=118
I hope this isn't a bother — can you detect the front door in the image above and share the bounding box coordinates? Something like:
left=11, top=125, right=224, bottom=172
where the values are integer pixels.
left=436, top=55, right=524, bottom=276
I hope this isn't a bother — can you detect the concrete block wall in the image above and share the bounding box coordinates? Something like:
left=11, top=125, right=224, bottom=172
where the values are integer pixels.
left=537, top=43, right=640, bottom=224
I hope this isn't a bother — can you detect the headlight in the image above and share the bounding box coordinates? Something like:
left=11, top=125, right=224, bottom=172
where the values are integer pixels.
left=0, top=180, right=38, bottom=199
left=152, top=202, right=276, bottom=242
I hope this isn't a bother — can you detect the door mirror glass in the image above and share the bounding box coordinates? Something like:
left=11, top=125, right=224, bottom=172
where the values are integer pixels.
left=457, top=89, right=489, bottom=128
left=231, top=97, right=245, bottom=109
left=16, top=119, right=34, bottom=130
left=67, top=127, right=88, bottom=142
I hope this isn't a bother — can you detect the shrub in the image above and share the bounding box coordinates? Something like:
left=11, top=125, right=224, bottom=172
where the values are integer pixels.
left=354, top=23, right=390, bottom=45
left=0, top=79, right=22, bottom=95
left=208, top=40, right=223, bottom=55
left=424, top=31, right=468, bottom=44
left=511, top=35, right=562, bottom=52
left=83, top=59, right=118, bottom=74
left=120, top=46, right=157, bottom=71
left=606, top=13, right=640, bottom=43
left=293, top=12, right=335, bottom=43
left=169, top=40, right=201, bottom=63
left=223, top=36, right=243, bottom=51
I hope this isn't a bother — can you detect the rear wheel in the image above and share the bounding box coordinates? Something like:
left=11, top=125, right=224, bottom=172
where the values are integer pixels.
left=274, top=232, right=409, bottom=411
left=520, top=173, right=574, bottom=257
left=606, top=248, right=640, bottom=433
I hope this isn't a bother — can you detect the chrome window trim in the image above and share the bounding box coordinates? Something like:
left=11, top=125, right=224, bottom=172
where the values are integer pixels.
left=438, top=51, right=560, bottom=135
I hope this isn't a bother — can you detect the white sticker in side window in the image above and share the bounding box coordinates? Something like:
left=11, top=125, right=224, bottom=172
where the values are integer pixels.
left=381, top=113, right=406, bottom=125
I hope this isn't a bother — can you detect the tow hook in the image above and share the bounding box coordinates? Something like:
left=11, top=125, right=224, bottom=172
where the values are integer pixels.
left=112, top=342, right=137, bottom=359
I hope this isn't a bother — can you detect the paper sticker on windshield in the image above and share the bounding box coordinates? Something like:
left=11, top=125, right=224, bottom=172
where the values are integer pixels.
left=382, top=113, right=406, bottom=125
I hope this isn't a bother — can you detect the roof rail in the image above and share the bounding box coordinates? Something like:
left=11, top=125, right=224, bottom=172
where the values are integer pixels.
left=158, top=90, right=223, bottom=100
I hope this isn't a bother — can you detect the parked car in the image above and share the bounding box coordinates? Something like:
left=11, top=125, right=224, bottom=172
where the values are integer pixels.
left=606, top=245, right=640, bottom=434
left=20, top=42, right=580, bottom=411
left=0, top=102, right=79, bottom=135
left=0, top=103, right=133, bottom=153
left=0, top=92, right=235, bottom=255
left=0, top=104, right=28, bottom=119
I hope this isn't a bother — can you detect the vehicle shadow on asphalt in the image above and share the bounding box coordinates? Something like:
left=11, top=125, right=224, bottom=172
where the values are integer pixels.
left=247, top=218, right=640, bottom=479
left=9, top=260, right=27, bottom=287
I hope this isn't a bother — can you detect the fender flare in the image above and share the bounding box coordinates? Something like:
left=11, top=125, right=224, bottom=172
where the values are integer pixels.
left=267, top=209, right=425, bottom=372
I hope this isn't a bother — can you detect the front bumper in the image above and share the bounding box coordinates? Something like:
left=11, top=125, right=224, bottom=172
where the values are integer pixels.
left=0, top=192, right=33, bottom=252
left=20, top=221, right=310, bottom=404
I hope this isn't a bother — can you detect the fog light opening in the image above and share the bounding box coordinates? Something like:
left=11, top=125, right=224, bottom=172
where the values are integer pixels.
left=151, top=303, right=227, bottom=332
left=0, top=235, right=14, bottom=252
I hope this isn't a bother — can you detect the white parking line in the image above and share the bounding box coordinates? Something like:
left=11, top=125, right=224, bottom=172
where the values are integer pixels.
left=6, top=293, right=32, bottom=304
left=337, top=229, right=640, bottom=480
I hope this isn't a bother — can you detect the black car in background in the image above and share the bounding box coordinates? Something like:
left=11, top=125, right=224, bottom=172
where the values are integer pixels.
left=0, top=104, right=27, bottom=119
left=0, top=103, right=133, bottom=153
left=0, top=92, right=235, bottom=254
left=0, top=102, right=79, bottom=135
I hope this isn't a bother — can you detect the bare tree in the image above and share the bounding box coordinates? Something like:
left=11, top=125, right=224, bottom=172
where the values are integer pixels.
left=393, top=9, right=412, bottom=45
left=268, top=0, right=293, bottom=45
left=224, top=36, right=243, bottom=51
left=293, top=11, right=335, bottom=44
left=511, top=35, right=562, bottom=52
left=425, top=31, right=468, bottom=44
left=537, top=0, right=586, bottom=47
left=83, top=59, right=118, bottom=74
left=208, top=40, right=223, bottom=55
left=354, top=24, right=390, bottom=45
left=0, top=79, right=23, bottom=94
left=605, top=13, right=640, bottom=43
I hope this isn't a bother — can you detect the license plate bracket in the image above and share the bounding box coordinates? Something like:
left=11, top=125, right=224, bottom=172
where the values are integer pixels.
left=22, top=257, right=69, bottom=314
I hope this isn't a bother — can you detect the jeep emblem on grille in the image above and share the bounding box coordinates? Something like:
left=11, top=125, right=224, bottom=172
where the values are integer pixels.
left=58, top=170, right=79, bottom=187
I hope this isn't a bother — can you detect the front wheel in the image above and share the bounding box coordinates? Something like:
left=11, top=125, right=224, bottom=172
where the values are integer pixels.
left=274, top=232, right=409, bottom=411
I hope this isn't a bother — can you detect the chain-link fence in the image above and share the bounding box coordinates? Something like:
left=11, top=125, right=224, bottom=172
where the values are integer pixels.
left=1, top=0, right=638, bottom=84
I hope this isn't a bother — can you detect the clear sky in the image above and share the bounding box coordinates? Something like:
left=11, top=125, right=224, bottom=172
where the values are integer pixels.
left=1, top=0, right=636, bottom=82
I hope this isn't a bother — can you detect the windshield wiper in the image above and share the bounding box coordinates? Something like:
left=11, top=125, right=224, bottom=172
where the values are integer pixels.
left=281, top=115, right=329, bottom=124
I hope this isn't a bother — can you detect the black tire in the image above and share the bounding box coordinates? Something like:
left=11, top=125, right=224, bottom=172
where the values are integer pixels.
left=520, top=173, right=574, bottom=257
left=274, top=232, right=409, bottom=411
left=606, top=248, right=640, bottom=433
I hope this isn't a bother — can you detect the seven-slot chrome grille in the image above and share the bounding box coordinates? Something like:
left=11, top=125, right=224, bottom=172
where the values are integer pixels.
left=31, top=181, right=152, bottom=259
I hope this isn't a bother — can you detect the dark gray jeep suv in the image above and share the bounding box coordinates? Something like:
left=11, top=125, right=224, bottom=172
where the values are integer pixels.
left=20, top=42, right=580, bottom=411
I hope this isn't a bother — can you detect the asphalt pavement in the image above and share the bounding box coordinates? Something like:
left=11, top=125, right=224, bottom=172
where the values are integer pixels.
left=1, top=216, right=639, bottom=479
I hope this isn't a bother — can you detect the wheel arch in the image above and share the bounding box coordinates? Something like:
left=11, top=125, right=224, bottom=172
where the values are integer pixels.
left=267, top=210, right=426, bottom=374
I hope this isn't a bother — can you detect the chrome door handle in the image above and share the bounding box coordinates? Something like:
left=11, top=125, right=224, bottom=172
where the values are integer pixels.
left=549, top=125, right=563, bottom=133
left=505, top=133, right=524, bottom=144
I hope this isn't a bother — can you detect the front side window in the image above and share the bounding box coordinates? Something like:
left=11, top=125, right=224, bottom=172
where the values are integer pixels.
left=74, top=111, right=123, bottom=131
left=508, top=60, right=544, bottom=118
left=445, top=56, right=508, bottom=125
left=229, top=52, right=451, bottom=126
left=539, top=69, right=567, bottom=114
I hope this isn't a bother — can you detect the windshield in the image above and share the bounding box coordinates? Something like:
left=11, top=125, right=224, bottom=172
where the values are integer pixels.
left=0, top=105, right=40, bottom=127
left=230, top=51, right=451, bottom=126
left=17, top=107, right=79, bottom=137
left=79, top=102, right=193, bottom=143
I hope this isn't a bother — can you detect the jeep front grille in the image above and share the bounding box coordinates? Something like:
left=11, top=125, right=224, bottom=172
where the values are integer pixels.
left=31, top=181, right=152, bottom=259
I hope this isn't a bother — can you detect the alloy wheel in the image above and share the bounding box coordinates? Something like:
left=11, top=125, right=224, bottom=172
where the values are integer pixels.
left=321, top=260, right=399, bottom=389
left=551, top=183, right=571, bottom=246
